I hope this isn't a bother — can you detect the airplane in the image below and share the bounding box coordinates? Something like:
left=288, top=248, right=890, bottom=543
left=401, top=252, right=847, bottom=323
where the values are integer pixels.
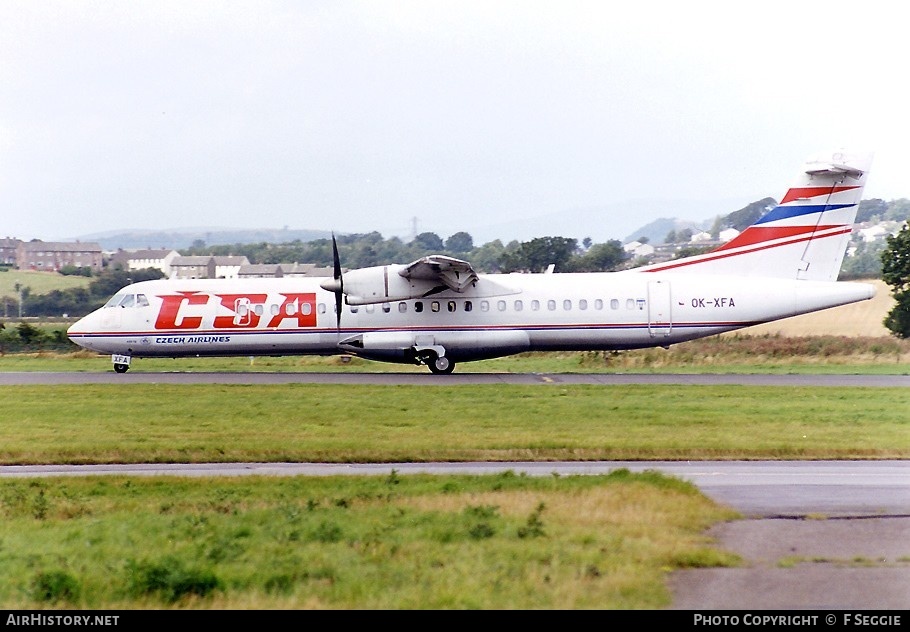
left=67, top=149, right=876, bottom=375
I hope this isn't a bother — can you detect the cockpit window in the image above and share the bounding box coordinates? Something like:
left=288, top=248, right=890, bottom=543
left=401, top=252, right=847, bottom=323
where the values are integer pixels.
left=103, top=294, right=125, bottom=308
left=104, top=293, right=150, bottom=309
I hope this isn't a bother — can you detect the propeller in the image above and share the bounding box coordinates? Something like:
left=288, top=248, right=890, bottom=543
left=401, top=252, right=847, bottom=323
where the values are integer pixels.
left=330, top=233, right=343, bottom=330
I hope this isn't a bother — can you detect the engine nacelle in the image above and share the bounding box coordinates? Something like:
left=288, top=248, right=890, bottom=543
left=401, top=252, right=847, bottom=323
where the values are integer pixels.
left=338, top=330, right=531, bottom=364
left=326, top=265, right=439, bottom=305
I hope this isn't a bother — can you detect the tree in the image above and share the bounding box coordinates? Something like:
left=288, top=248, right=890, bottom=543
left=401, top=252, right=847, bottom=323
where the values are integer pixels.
left=445, top=232, right=474, bottom=254
left=885, top=198, right=910, bottom=223
left=412, top=232, right=444, bottom=252
left=857, top=198, right=888, bottom=223
left=840, top=241, right=885, bottom=280
left=571, top=240, right=628, bottom=272
left=498, top=236, right=578, bottom=273
left=881, top=222, right=910, bottom=338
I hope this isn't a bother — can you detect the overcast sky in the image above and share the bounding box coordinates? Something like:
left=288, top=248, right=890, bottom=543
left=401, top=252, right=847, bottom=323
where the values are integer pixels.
left=1, top=0, right=906, bottom=246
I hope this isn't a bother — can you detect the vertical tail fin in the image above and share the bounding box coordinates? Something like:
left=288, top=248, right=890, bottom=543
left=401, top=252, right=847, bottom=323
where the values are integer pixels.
left=637, top=150, right=873, bottom=280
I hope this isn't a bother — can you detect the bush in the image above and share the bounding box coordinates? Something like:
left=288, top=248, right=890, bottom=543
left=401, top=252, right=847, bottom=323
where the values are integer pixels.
left=31, top=570, right=81, bottom=603
left=125, top=557, right=222, bottom=603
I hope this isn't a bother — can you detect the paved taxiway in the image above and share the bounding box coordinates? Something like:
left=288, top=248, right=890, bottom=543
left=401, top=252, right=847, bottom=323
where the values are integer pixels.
left=5, top=371, right=908, bottom=609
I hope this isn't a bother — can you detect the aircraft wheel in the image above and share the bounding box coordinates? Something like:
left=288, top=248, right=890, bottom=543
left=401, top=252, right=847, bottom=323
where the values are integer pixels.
left=428, top=355, right=454, bottom=375
left=113, top=363, right=129, bottom=374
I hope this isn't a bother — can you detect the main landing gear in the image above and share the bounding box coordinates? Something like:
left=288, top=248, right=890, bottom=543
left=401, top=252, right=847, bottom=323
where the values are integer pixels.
left=427, top=354, right=455, bottom=375
left=413, top=346, right=455, bottom=375
left=113, top=363, right=129, bottom=374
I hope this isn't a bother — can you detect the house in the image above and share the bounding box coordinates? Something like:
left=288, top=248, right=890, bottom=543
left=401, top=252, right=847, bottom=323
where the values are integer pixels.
left=282, top=262, right=335, bottom=277
left=718, top=228, right=740, bottom=242
left=169, top=255, right=251, bottom=279
left=238, top=263, right=284, bottom=278
left=169, top=256, right=216, bottom=279
left=236, top=262, right=336, bottom=279
left=15, top=240, right=103, bottom=272
left=0, top=237, right=21, bottom=265
left=212, top=256, right=250, bottom=279
left=108, top=248, right=180, bottom=277
left=622, top=241, right=655, bottom=258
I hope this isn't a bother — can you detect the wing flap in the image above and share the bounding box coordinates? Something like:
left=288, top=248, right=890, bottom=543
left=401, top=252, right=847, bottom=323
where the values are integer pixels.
left=399, top=255, right=479, bottom=293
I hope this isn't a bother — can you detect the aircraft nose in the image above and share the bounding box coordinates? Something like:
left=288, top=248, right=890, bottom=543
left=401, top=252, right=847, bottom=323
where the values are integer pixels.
left=67, top=315, right=86, bottom=336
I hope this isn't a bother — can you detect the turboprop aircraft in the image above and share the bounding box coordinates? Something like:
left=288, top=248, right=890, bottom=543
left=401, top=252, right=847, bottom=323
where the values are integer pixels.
left=67, top=149, right=875, bottom=374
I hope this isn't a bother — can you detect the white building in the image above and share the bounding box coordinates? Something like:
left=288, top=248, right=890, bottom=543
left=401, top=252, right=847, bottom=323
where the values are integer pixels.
left=109, top=248, right=180, bottom=277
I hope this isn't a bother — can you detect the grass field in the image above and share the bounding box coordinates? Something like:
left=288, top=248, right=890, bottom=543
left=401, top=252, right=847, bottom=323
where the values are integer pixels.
left=0, top=269, right=92, bottom=299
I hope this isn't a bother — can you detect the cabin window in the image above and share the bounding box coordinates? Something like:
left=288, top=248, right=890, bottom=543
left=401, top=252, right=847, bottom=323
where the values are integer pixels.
left=300, top=303, right=311, bottom=316
left=285, top=303, right=297, bottom=315
left=382, top=302, right=391, bottom=313
left=255, top=304, right=264, bottom=316
left=415, top=301, right=423, bottom=313
left=464, top=301, right=473, bottom=312
left=447, top=301, right=456, bottom=312
left=366, top=304, right=375, bottom=313
left=547, top=299, right=556, bottom=311
left=480, top=300, right=490, bottom=312
left=563, top=299, right=572, bottom=311
left=594, top=298, right=603, bottom=310
left=318, top=303, right=326, bottom=314
left=579, top=299, right=588, bottom=310
left=431, top=301, right=440, bottom=312
left=398, top=302, right=407, bottom=313
left=497, top=300, right=506, bottom=311
left=610, top=298, right=619, bottom=310
left=626, top=298, right=635, bottom=310
left=531, top=300, right=540, bottom=311
left=270, top=304, right=280, bottom=316
left=514, top=300, right=523, bottom=311
left=136, top=294, right=149, bottom=307
left=349, top=306, right=359, bottom=313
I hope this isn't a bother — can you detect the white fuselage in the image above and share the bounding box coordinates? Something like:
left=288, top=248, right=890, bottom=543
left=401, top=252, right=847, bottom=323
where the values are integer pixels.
left=66, top=272, right=875, bottom=365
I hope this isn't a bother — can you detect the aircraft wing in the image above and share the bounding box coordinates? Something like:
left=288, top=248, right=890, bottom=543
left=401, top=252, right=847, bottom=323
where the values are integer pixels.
left=400, top=255, right=479, bottom=293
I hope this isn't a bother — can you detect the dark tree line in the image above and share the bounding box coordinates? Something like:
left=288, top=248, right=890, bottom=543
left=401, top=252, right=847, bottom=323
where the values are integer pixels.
left=185, top=231, right=631, bottom=275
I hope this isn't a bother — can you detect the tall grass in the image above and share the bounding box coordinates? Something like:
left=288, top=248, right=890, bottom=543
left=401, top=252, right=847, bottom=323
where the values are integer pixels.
left=0, top=472, right=739, bottom=609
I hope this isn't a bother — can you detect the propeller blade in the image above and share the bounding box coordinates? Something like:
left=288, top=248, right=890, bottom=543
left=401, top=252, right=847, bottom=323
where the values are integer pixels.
left=331, top=233, right=343, bottom=330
